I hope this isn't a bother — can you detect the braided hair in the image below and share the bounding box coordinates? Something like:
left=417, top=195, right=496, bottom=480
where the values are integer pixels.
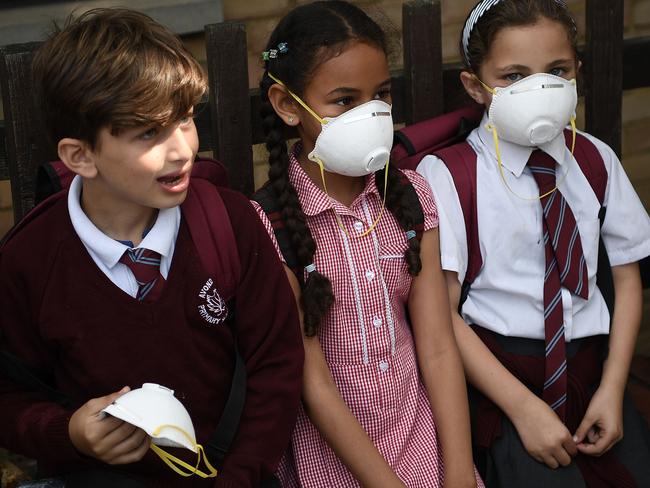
left=260, top=1, right=422, bottom=336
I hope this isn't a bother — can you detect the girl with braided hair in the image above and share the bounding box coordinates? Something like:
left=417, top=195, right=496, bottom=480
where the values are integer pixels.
left=251, top=1, right=483, bottom=487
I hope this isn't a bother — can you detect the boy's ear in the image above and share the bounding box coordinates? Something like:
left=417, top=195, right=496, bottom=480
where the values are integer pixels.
left=58, top=138, right=98, bottom=179
left=460, top=71, right=489, bottom=105
left=267, top=84, right=300, bottom=126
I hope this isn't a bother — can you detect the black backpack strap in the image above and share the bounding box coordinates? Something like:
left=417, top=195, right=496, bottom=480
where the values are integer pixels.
left=0, top=349, right=73, bottom=408
left=205, top=304, right=246, bottom=466
left=252, top=184, right=302, bottom=282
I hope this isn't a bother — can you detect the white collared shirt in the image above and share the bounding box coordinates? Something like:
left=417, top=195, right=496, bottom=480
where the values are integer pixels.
left=67, top=175, right=180, bottom=298
left=417, top=114, right=650, bottom=340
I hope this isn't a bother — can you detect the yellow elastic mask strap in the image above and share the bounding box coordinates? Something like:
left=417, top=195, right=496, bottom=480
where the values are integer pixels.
left=569, top=115, right=577, bottom=154
left=473, top=74, right=496, bottom=95
left=149, top=425, right=218, bottom=479
left=267, top=72, right=327, bottom=125
left=488, top=123, right=572, bottom=201
left=314, top=157, right=388, bottom=238
left=314, top=157, right=349, bottom=237
left=359, top=162, right=389, bottom=237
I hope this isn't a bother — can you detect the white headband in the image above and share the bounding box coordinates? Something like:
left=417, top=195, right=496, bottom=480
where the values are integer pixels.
left=462, top=0, right=572, bottom=66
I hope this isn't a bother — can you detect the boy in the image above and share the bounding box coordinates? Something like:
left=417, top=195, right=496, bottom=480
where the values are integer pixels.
left=0, top=9, right=303, bottom=487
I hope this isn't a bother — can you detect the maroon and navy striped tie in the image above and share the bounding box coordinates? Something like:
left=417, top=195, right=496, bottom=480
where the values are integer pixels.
left=119, top=248, right=165, bottom=302
left=528, top=150, right=589, bottom=421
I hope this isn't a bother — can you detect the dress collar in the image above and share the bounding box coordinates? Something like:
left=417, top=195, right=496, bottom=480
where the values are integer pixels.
left=287, top=143, right=381, bottom=217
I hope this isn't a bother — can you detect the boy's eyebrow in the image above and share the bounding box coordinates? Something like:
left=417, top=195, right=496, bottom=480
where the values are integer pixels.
left=326, top=78, right=392, bottom=96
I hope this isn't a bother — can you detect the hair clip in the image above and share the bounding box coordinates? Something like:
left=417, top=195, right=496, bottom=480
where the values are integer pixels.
left=305, top=263, right=317, bottom=274
left=262, top=42, right=289, bottom=62
left=405, top=230, right=417, bottom=241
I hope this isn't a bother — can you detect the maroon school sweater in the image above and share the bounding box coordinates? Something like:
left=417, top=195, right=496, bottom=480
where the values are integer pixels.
left=0, top=187, right=303, bottom=487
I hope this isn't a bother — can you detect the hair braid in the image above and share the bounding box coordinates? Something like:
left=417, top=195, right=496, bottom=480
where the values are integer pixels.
left=260, top=74, right=335, bottom=337
left=377, top=165, right=422, bottom=276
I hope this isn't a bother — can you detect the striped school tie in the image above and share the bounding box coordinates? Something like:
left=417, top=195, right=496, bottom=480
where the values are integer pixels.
left=119, top=248, right=165, bottom=302
left=528, top=150, right=589, bottom=421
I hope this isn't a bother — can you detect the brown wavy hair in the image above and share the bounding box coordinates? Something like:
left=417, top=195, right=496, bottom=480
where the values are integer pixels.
left=33, top=8, right=206, bottom=149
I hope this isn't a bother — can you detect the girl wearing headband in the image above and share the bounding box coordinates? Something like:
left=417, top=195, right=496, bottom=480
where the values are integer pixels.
left=417, top=1, right=650, bottom=486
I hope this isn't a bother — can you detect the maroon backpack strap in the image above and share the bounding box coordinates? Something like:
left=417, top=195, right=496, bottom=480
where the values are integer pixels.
left=0, top=191, right=67, bottom=248
left=433, top=142, right=482, bottom=290
left=564, top=130, right=607, bottom=205
left=563, top=130, right=616, bottom=316
left=181, top=179, right=239, bottom=301
left=392, top=104, right=483, bottom=171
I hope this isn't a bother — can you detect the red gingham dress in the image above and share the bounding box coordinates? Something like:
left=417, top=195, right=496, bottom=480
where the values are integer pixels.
left=253, top=147, right=484, bottom=487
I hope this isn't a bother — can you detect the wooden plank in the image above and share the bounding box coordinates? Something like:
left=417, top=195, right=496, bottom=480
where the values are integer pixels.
left=0, top=41, right=48, bottom=221
left=0, top=124, right=8, bottom=181
left=585, top=0, right=624, bottom=157
left=194, top=99, right=214, bottom=153
left=402, top=0, right=443, bottom=124
left=204, top=22, right=254, bottom=196
left=623, top=36, right=650, bottom=91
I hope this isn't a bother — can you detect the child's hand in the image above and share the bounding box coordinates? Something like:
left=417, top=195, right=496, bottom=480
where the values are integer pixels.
left=573, top=385, right=623, bottom=456
left=511, top=393, right=577, bottom=468
left=68, top=386, right=151, bottom=464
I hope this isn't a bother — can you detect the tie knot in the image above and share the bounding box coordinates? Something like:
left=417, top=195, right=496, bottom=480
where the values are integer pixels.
left=121, top=248, right=162, bottom=266
left=119, top=248, right=162, bottom=283
left=119, top=248, right=164, bottom=301
left=528, top=149, right=557, bottom=194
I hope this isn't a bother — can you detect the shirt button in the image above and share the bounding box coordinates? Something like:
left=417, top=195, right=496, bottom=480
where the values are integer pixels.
left=378, top=360, right=389, bottom=372
left=365, top=270, right=375, bottom=281
left=373, top=316, right=383, bottom=328
left=353, top=221, right=364, bottom=232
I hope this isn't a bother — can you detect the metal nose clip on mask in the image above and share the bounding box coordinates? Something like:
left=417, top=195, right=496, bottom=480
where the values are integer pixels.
left=102, top=383, right=218, bottom=479
left=481, top=72, right=578, bottom=147
left=268, top=72, right=394, bottom=236
left=476, top=72, right=578, bottom=200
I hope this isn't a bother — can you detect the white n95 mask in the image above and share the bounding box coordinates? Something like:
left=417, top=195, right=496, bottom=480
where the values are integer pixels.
left=308, top=99, right=394, bottom=177
left=268, top=72, right=393, bottom=177
left=102, top=383, right=217, bottom=479
left=482, top=73, right=577, bottom=147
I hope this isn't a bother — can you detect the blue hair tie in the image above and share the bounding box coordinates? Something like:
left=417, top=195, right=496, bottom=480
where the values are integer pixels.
left=305, top=263, right=317, bottom=274
left=405, top=230, right=417, bottom=241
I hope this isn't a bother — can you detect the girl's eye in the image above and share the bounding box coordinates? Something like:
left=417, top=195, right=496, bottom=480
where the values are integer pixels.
left=505, top=73, right=523, bottom=82
left=549, top=67, right=566, bottom=77
left=138, top=127, right=158, bottom=141
left=335, top=97, right=353, bottom=107
left=373, top=89, right=391, bottom=101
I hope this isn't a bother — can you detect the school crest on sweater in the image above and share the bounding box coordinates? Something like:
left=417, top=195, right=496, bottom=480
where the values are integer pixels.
left=198, top=278, right=228, bottom=325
